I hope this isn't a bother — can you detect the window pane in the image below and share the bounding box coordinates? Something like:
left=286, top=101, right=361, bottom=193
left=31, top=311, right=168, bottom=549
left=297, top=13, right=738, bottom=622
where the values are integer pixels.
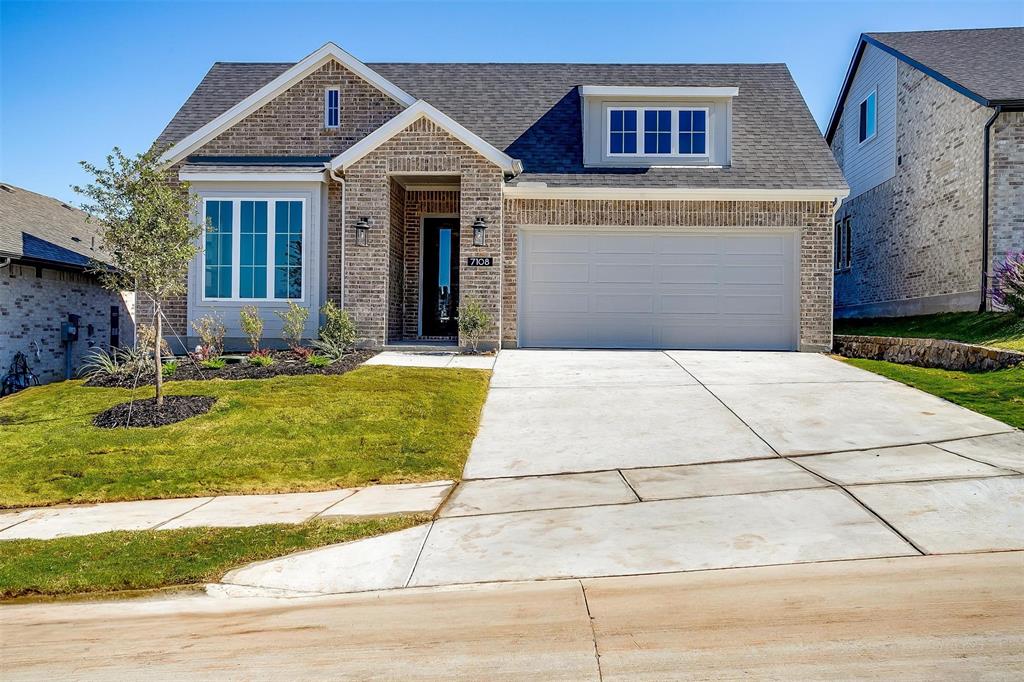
left=692, top=110, right=706, bottom=132
left=692, top=132, right=706, bottom=154
left=274, top=201, right=303, bottom=299
left=644, top=110, right=671, bottom=154
left=679, top=110, right=692, bottom=132
left=204, top=200, right=232, bottom=298
left=679, top=133, right=692, bottom=154
left=611, top=109, right=623, bottom=131
left=240, top=201, right=268, bottom=299
left=623, top=110, right=636, bottom=130
left=859, top=99, right=868, bottom=142
left=865, top=93, right=876, bottom=139
left=644, top=110, right=657, bottom=130
left=610, top=132, right=623, bottom=154
left=623, top=133, right=636, bottom=154
left=644, top=132, right=657, bottom=153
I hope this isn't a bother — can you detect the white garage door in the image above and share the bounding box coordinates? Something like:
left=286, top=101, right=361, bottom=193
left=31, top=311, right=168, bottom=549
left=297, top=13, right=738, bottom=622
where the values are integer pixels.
left=518, top=229, right=799, bottom=350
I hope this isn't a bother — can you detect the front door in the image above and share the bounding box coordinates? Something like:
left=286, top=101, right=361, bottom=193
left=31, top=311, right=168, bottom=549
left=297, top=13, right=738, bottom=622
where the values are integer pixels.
left=421, top=218, right=460, bottom=337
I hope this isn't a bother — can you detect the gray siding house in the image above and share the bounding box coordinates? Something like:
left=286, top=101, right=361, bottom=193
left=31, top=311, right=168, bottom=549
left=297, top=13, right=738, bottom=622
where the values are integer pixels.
left=0, top=183, right=135, bottom=384
left=827, top=28, right=1024, bottom=318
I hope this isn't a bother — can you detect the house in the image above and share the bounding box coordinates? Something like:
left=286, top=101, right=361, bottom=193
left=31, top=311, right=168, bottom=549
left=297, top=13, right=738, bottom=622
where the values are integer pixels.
left=153, top=42, right=847, bottom=352
left=826, top=27, right=1024, bottom=318
left=0, top=183, right=135, bottom=384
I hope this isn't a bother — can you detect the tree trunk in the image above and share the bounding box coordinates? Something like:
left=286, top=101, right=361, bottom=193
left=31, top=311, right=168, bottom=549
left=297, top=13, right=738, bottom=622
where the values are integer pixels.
left=154, top=302, right=163, bottom=407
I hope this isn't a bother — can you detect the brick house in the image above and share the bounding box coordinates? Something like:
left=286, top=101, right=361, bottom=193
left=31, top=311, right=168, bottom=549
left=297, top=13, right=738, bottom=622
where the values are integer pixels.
left=826, top=28, right=1024, bottom=318
left=155, top=42, right=847, bottom=352
left=0, top=183, right=135, bottom=384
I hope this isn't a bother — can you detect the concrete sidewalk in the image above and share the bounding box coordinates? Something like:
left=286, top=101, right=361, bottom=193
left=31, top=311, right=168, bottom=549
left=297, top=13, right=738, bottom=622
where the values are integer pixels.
left=4, top=552, right=1022, bottom=680
left=0, top=481, right=453, bottom=540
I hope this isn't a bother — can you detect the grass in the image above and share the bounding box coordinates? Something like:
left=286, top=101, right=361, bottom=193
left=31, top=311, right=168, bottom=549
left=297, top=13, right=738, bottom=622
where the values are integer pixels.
left=0, top=516, right=425, bottom=600
left=0, top=366, right=491, bottom=508
left=841, top=358, right=1024, bottom=429
left=835, top=312, right=1024, bottom=352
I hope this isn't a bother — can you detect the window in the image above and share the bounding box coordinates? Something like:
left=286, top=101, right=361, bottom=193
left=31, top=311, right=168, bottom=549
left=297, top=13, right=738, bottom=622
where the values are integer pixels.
left=609, top=109, right=637, bottom=154
left=608, top=106, right=709, bottom=157
left=325, top=88, right=340, bottom=128
left=202, top=198, right=304, bottom=300
left=644, top=110, right=671, bottom=154
left=858, top=90, right=876, bottom=143
left=835, top=217, right=852, bottom=272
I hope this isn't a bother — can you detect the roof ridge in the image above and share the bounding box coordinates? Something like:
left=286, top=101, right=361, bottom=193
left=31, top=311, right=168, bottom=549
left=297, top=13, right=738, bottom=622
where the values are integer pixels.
left=868, top=25, right=1023, bottom=36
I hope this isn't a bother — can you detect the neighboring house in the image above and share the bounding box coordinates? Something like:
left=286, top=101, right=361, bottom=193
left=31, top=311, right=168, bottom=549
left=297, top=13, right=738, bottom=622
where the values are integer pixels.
left=0, top=183, right=135, bottom=384
left=826, top=27, right=1024, bottom=318
left=153, top=42, right=847, bottom=352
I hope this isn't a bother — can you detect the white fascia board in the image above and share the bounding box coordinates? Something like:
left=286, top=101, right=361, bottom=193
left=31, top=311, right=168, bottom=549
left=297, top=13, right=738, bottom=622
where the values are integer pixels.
left=330, top=100, right=523, bottom=175
left=579, top=86, right=739, bottom=98
left=160, top=42, right=417, bottom=166
left=502, top=185, right=849, bottom=202
left=179, top=170, right=327, bottom=183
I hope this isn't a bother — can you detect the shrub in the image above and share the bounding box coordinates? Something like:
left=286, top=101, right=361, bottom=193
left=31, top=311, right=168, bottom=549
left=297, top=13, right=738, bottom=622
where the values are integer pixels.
left=991, top=251, right=1024, bottom=316
left=79, top=348, right=122, bottom=378
left=199, top=358, right=226, bottom=370
left=136, top=323, right=171, bottom=358
left=291, top=345, right=313, bottom=361
left=191, top=313, right=226, bottom=358
left=311, top=337, right=346, bottom=362
left=239, top=305, right=264, bottom=351
left=319, top=301, right=358, bottom=350
left=457, top=298, right=492, bottom=352
left=161, top=360, right=178, bottom=377
left=306, top=354, right=331, bottom=368
left=248, top=349, right=274, bottom=367
left=275, top=301, right=309, bottom=351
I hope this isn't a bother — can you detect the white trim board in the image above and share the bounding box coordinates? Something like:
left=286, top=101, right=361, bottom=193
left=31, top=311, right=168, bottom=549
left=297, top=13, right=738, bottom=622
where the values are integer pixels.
left=160, top=42, right=417, bottom=166
left=580, top=86, right=738, bottom=98
left=181, top=171, right=327, bottom=183
left=503, top=185, right=849, bottom=202
left=330, top=100, right=523, bottom=175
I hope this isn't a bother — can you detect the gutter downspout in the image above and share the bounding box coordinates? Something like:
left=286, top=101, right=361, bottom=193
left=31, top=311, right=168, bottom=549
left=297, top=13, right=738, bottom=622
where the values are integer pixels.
left=980, top=105, right=1002, bottom=312
left=328, top=168, right=346, bottom=309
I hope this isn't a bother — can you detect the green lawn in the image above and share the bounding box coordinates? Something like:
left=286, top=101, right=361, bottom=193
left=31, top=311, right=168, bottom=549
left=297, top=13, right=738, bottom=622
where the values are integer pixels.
left=841, top=358, right=1024, bottom=429
left=835, top=312, right=1024, bottom=352
left=0, top=516, right=425, bottom=600
left=0, top=366, right=490, bottom=508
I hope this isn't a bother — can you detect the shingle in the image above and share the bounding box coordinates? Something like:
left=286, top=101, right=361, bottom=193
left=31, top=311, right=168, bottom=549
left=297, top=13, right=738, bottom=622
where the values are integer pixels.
left=0, top=183, right=109, bottom=267
left=867, top=28, right=1024, bottom=104
left=155, top=61, right=847, bottom=192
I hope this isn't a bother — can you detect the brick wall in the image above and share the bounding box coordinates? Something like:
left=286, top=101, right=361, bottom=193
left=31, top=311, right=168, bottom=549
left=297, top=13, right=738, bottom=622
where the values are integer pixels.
left=1, top=263, right=135, bottom=384
left=342, top=117, right=503, bottom=347
left=990, top=111, right=1024, bottom=269
left=387, top=181, right=406, bottom=342
left=833, top=59, right=995, bottom=317
left=503, top=199, right=836, bottom=351
left=402, top=190, right=460, bottom=338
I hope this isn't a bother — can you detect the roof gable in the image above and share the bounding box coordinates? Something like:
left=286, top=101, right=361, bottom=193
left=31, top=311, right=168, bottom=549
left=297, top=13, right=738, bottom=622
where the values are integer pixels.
left=159, top=43, right=416, bottom=165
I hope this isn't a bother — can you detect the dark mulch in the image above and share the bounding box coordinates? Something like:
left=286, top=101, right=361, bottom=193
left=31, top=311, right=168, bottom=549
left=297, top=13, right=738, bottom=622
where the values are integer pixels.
left=92, top=396, right=217, bottom=428
left=84, top=349, right=377, bottom=388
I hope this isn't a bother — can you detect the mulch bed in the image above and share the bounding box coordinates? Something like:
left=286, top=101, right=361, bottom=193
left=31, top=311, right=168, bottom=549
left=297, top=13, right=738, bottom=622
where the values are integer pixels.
left=84, top=349, right=377, bottom=388
left=92, top=396, right=217, bottom=428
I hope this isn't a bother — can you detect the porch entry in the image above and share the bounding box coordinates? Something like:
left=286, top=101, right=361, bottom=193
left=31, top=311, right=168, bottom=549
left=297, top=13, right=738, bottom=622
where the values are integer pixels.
left=421, top=217, right=460, bottom=337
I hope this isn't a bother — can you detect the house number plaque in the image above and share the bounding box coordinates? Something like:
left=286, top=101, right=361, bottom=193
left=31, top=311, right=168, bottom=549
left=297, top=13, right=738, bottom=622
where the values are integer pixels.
left=467, top=257, right=493, bottom=266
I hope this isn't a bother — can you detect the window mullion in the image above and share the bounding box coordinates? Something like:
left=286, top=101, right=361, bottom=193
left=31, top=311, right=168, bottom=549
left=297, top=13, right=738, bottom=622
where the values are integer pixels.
left=267, top=200, right=276, bottom=300
left=671, top=108, right=678, bottom=155
left=230, top=200, right=240, bottom=300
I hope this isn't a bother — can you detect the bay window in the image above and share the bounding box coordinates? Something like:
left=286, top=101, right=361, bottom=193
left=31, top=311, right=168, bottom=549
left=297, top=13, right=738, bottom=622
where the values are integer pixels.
left=608, top=106, right=709, bottom=157
left=202, top=197, right=304, bottom=301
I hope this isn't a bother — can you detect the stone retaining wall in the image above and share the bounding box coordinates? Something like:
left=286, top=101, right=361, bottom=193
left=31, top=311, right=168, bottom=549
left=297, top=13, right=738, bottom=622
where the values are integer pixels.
left=833, top=334, right=1024, bottom=372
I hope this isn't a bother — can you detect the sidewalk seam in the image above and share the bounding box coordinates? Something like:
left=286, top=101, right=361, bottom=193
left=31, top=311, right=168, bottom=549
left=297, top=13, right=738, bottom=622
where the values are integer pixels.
left=578, top=579, right=604, bottom=682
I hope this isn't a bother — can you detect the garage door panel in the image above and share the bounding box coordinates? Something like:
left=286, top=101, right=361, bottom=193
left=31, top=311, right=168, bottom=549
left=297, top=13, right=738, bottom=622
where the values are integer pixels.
left=520, top=230, right=797, bottom=350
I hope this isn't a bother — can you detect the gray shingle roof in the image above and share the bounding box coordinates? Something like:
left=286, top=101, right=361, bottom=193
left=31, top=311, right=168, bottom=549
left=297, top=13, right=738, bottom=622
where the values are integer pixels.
left=0, top=183, right=108, bottom=268
left=156, top=61, right=846, bottom=192
left=867, top=28, right=1024, bottom=104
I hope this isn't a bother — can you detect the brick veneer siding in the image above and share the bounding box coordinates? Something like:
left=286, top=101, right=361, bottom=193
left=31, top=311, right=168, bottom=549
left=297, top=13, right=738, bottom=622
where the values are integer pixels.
left=990, top=111, right=1024, bottom=271
left=502, top=199, right=836, bottom=351
left=387, top=181, right=406, bottom=342
left=1, top=263, right=135, bottom=384
left=342, top=117, right=504, bottom=347
left=833, top=59, right=1001, bottom=317
left=402, top=190, right=460, bottom=338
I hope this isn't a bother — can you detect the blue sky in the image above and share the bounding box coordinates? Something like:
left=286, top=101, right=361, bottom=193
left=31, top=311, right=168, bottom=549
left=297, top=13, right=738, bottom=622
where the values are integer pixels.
left=2, top=0, right=1022, bottom=203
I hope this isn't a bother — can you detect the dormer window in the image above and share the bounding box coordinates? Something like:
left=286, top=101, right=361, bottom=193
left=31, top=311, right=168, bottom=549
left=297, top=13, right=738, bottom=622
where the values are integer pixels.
left=607, top=106, right=709, bottom=157
left=325, top=88, right=340, bottom=129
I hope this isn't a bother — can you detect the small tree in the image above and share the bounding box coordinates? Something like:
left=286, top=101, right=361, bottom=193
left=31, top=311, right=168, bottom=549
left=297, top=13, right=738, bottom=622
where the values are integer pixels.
left=457, top=298, right=492, bottom=353
left=239, top=305, right=264, bottom=352
left=74, top=147, right=200, bottom=406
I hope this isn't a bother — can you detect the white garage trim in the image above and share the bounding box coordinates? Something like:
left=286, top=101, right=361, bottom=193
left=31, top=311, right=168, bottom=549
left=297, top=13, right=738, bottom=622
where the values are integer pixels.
left=516, top=226, right=801, bottom=351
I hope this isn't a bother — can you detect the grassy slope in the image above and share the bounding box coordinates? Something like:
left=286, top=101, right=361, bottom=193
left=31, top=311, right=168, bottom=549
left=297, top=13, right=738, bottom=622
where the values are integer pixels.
left=835, top=312, right=1024, bottom=352
left=0, top=366, right=490, bottom=508
left=0, top=516, right=425, bottom=600
left=842, top=358, right=1024, bottom=429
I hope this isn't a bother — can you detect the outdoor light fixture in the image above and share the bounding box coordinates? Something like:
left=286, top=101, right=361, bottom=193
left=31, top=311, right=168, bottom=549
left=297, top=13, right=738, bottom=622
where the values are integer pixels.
left=472, top=217, right=488, bottom=247
left=354, top=217, right=371, bottom=247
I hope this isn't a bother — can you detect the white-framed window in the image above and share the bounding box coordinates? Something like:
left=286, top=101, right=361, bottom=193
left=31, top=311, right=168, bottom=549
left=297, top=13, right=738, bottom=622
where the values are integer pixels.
left=607, top=106, right=709, bottom=157
left=202, top=197, right=305, bottom=301
left=835, top=216, right=852, bottom=272
left=858, top=89, right=876, bottom=144
left=324, top=88, right=340, bottom=129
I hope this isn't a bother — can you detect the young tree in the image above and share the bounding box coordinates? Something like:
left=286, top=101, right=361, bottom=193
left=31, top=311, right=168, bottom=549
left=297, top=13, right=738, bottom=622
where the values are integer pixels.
left=74, top=147, right=200, bottom=406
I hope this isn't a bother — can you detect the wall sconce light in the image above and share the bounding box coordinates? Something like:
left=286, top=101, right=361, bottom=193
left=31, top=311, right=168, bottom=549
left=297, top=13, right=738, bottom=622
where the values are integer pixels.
left=472, top=217, right=488, bottom=247
left=354, top=217, right=371, bottom=247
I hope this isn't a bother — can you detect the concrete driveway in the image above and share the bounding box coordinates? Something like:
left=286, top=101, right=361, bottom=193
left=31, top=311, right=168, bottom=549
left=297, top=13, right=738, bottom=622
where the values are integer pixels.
left=220, top=350, right=1024, bottom=596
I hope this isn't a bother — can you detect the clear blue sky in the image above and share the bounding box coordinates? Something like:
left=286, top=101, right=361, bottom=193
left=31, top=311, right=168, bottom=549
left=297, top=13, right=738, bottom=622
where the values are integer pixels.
left=2, top=0, right=1021, bottom=203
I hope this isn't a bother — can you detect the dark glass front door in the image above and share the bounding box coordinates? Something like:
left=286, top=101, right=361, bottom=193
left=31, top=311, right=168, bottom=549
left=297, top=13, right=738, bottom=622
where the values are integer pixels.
left=422, top=218, right=459, bottom=337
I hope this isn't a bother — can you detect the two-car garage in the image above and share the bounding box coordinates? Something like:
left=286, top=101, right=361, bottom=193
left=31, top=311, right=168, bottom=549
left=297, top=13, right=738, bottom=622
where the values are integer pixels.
left=517, top=229, right=800, bottom=351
